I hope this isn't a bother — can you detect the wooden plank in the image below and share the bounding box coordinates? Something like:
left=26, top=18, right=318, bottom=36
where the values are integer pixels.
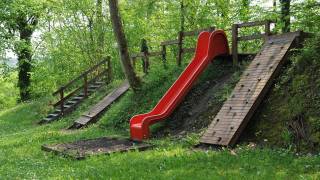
left=131, top=51, right=163, bottom=59
left=69, top=81, right=130, bottom=129
left=200, top=32, right=301, bottom=147
left=160, top=39, right=179, bottom=46
left=53, top=58, right=109, bottom=95
left=53, top=69, right=108, bottom=107
left=237, top=20, right=275, bottom=28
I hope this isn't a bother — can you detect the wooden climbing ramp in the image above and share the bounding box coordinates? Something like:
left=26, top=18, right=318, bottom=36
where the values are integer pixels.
left=68, top=81, right=130, bottom=129
left=200, top=31, right=304, bottom=146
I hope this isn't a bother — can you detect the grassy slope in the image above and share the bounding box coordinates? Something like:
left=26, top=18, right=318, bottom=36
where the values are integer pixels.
left=0, top=61, right=319, bottom=179
left=242, top=36, right=320, bottom=152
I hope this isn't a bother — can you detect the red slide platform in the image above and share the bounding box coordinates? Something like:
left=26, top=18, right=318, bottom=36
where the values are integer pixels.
left=130, top=30, right=230, bottom=141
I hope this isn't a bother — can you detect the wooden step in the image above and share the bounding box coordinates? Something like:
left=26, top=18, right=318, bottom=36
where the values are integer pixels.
left=66, top=100, right=78, bottom=105
left=95, top=81, right=104, bottom=85
left=39, top=58, right=112, bottom=125
left=48, top=113, right=59, bottom=118
left=63, top=105, right=72, bottom=109
left=89, top=85, right=101, bottom=89
left=72, top=96, right=84, bottom=100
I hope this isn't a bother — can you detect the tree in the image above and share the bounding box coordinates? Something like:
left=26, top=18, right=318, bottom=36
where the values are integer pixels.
left=96, top=0, right=105, bottom=60
left=239, top=0, right=250, bottom=22
left=0, top=0, right=44, bottom=101
left=108, top=0, right=141, bottom=90
left=280, top=0, right=291, bottom=33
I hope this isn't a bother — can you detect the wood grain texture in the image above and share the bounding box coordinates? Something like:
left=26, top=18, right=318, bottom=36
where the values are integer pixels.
left=200, top=32, right=301, bottom=146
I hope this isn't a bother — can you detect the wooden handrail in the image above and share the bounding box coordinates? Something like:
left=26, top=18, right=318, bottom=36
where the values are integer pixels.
left=53, top=57, right=110, bottom=95
left=160, top=39, right=180, bottom=46
left=53, top=68, right=109, bottom=107
left=236, top=20, right=275, bottom=28
left=131, top=26, right=215, bottom=71
left=51, top=57, right=112, bottom=115
left=232, top=20, right=276, bottom=67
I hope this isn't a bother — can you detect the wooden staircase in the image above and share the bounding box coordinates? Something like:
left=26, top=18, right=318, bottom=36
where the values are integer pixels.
left=39, top=57, right=112, bottom=124
left=200, top=31, right=305, bottom=146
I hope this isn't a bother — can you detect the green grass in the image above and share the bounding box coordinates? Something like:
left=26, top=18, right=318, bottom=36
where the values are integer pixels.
left=0, top=61, right=319, bottom=179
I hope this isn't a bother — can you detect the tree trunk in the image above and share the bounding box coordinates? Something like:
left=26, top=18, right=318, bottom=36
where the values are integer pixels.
left=96, top=0, right=105, bottom=60
left=17, top=35, right=32, bottom=101
left=280, top=0, right=291, bottom=33
left=16, top=15, right=38, bottom=101
left=177, top=0, right=185, bottom=66
left=108, top=0, right=141, bottom=90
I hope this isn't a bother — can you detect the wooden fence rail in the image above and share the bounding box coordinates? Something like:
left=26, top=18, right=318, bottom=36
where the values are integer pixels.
left=131, top=26, right=216, bottom=73
left=131, top=20, right=277, bottom=71
left=52, top=57, right=112, bottom=115
left=232, top=20, right=276, bottom=67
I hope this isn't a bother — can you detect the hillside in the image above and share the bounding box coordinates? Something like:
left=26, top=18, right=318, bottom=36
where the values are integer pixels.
left=0, top=50, right=319, bottom=178
left=242, top=35, right=320, bottom=153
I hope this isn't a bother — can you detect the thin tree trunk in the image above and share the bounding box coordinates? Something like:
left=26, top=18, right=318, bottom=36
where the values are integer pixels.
left=17, top=35, right=32, bottom=101
left=108, top=0, right=141, bottom=90
left=177, top=0, right=185, bottom=66
left=280, top=0, right=291, bottom=33
left=96, top=0, right=105, bottom=60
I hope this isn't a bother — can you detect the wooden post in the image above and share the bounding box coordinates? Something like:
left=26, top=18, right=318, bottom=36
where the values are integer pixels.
left=107, top=58, right=112, bottom=82
left=177, top=31, right=184, bottom=66
left=162, top=45, right=167, bottom=69
left=265, top=20, right=271, bottom=37
left=177, top=1, right=185, bottom=66
left=84, top=75, right=88, bottom=97
left=232, top=24, right=239, bottom=67
left=143, top=52, right=149, bottom=74
left=60, top=88, right=64, bottom=115
left=140, top=39, right=149, bottom=74
left=132, top=57, right=136, bottom=70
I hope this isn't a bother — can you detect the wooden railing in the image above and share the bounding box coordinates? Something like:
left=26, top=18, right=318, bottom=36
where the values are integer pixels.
left=131, top=26, right=215, bottom=73
left=131, top=20, right=277, bottom=71
left=52, top=57, right=112, bottom=115
left=232, top=20, right=276, bottom=66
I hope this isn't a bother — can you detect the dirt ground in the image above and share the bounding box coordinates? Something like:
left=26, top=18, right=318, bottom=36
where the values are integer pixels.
left=153, top=59, right=241, bottom=138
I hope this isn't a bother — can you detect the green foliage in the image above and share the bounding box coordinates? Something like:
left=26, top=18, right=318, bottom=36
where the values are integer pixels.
left=1, top=0, right=319, bottom=101
left=0, top=73, right=19, bottom=110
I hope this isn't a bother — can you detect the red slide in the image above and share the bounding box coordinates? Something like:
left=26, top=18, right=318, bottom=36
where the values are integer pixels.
left=130, top=30, right=230, bottom=141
